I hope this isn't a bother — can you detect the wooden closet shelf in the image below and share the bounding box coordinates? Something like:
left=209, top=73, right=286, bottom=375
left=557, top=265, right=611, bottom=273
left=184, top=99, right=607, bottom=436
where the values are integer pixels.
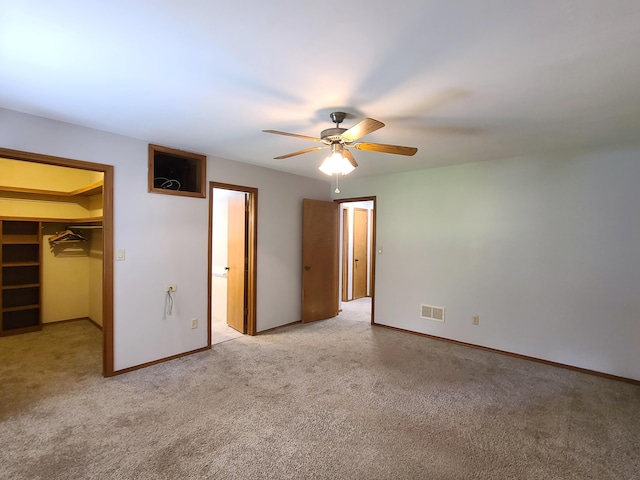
left=2, top=261, right=40, bottom=267
left=1, top=216, right=102, bottom=224
left=2, top=236, right=40, bottom=244
left=0, top=219, right=43, bottom=336
left=2, top=304, right=40, bottom=313
left=0, top=180, right=103, bottom=197
left=2, top=283, right=40, bottom=290
left=1, top=325, right=41, bottom=336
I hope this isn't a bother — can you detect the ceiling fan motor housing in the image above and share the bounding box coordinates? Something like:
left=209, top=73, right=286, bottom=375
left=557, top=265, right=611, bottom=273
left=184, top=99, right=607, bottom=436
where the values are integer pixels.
left=321, top=127, right=347, bottom=143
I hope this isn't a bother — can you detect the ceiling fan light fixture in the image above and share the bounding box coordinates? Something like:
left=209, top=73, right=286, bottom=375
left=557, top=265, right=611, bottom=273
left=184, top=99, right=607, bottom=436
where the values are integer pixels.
left=319, top=144, right=355, bottom=176
left=264, top=111, right=417, bottom=174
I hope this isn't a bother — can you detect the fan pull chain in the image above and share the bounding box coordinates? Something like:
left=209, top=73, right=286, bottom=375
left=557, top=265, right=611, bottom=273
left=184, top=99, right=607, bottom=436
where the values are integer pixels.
left=334, top=173, right=341, bottom=194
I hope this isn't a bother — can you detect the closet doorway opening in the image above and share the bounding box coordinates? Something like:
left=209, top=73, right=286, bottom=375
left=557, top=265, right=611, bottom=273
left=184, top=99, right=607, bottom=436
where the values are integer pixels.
left=0, top=147, right=114, bottom=377
left=338, top=198, right=375, bottom=324
left=208, top=182, right=257, bottom=345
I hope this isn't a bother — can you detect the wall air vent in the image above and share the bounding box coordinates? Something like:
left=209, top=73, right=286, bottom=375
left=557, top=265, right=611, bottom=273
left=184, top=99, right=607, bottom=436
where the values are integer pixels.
left=421, top=304, right=445, bottom=322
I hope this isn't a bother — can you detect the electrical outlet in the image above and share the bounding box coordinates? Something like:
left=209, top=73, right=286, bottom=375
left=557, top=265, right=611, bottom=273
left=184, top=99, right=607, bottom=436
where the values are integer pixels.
left=191, top=318, right=198, bottom=329
left=472, top=315, right=479, bottom=325
left=167, top=284, right=177, bottom=292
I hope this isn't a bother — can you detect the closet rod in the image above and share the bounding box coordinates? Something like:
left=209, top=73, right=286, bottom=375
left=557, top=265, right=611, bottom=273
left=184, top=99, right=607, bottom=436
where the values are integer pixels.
left=65, top=225, right=103, bottom=229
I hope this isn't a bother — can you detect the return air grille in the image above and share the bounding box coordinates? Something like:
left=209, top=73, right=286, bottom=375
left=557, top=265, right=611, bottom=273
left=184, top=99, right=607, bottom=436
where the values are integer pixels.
left=421, top=304, right=445, bottom=322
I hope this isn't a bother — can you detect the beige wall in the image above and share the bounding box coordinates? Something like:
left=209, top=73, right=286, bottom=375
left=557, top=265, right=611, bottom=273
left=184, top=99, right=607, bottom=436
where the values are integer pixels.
left=42, top=224, right=90, bottom=323
left=42, top=223, right=103, bottom=325
left=88, top=229, right=103, bottom=326
left=41, top=224, right=103, bottom=325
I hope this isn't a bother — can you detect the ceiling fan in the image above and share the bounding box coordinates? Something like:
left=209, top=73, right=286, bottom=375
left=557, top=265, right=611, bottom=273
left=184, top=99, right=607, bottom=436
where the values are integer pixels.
left=263, top=112, right=417, bottom=176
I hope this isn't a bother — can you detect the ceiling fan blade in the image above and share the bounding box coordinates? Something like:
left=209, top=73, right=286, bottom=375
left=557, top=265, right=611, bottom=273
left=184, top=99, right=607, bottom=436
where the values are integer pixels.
left=263, top=130, right=324, bottom=142
left=274, top=146, right=328, bottom=159
left=353, top=142, right=418, bottom=156
left=340, top=118, right=385, bottom=142
left=342, top=149, right=358, bottom=168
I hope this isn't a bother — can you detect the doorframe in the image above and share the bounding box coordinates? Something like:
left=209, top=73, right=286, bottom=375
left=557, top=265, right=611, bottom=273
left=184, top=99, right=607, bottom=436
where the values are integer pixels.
left=208, top=181, right=258, bottom=341
left=0, top=147, right=115, bottom=376
left=335, top=196, right=376, bottom=325
left=341, top=207, right=349, bottom=302
left=351, top=207, right=369, bottom=300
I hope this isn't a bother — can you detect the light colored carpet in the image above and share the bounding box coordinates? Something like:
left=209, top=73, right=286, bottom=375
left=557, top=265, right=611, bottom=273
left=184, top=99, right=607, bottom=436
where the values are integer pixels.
left=211, top=317, right=244, bottom=345
left=339, top=297, right=371, bottom=323
left=1, top=317, right=639, bottom=479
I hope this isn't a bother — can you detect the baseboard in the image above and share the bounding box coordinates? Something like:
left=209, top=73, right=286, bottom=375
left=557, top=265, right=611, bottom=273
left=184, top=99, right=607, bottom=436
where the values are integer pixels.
left=43, top=317, right=90, bottom=326
left=43, top=317, right=102, bottom=330
left=115, top=318, right=304, bottom=375
left=257, top=320, right=302, bottom=335
left=113, top=346, right=212, bottom=376
left=43, top=317, right=85, bottom=325
left=86, top=317, right=102, bottom=330
left=374, top=323, right=640, bottom=386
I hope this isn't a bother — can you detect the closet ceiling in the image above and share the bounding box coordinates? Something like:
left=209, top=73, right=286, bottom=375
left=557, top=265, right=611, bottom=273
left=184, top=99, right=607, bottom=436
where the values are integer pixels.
left=1, top=1, right=640, bottom=179
left=0, top=158, right=101, bottom=193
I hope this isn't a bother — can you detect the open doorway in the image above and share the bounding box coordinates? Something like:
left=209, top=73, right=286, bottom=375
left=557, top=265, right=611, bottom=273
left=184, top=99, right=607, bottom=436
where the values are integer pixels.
left=208, top=182, right=257, bottom=345
left=338, top=198, right=375, bottom=324
left=0, top=147, right=114, bottom=376
left=300, top=196, right=376, bottom=326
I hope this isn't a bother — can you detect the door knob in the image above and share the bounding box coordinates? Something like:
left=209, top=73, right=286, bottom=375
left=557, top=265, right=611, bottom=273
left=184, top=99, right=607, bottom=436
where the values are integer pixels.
left=304, top=265, right=311, bottom=271
left=354, top=258, right=359, bottom=262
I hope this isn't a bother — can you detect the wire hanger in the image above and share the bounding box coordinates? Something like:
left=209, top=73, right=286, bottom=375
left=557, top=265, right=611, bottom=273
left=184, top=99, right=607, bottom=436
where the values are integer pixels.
left=48, top=229, right=88, bottom=246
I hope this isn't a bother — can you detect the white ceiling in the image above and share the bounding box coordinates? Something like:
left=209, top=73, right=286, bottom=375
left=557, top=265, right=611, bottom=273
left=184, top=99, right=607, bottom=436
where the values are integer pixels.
left=1, top=1, right=640, bottom=180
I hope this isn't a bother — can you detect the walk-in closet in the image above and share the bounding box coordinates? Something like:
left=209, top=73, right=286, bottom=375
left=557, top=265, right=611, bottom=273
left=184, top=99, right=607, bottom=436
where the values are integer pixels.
left=0, top=157, right=103, bottom=336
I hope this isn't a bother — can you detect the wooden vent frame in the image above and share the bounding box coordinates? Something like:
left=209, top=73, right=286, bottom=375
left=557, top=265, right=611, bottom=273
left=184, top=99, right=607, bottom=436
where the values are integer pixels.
left=148, top=144, right=206, bottom=198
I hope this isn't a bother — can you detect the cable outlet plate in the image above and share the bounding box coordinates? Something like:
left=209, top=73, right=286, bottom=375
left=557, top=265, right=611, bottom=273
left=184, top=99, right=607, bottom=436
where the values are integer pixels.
left=167, top=284, right=177, bottom=292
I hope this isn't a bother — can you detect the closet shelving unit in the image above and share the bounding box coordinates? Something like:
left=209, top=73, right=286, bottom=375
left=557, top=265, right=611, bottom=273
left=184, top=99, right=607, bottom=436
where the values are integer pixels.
left=0, top=219, right=43, bottom=336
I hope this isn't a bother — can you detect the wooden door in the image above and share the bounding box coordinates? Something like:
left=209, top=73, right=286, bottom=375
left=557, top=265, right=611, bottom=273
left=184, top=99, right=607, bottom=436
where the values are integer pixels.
left=227, top=193, right=246, bottom=333
left=302, top=198, right=339, bottom=323
left=352, top=208, right=368, bottom=299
